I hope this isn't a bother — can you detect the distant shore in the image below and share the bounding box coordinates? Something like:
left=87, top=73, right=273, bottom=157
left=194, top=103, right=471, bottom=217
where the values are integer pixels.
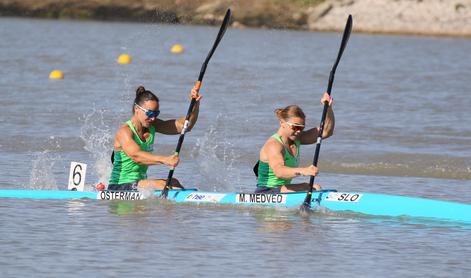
left=1, top=0, right=470, bottom=37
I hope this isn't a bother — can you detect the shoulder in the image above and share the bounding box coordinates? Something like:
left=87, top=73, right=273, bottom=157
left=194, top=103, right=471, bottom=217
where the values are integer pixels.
left=263, top=137, right=283, bottom=153
left=116, top=123, right=133, bottom=139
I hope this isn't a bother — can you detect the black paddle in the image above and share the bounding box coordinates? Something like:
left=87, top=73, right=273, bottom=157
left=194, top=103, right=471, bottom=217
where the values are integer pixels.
left=161, top=9, right=232, bottom=198
left=300, top=15, right=353, bottom=211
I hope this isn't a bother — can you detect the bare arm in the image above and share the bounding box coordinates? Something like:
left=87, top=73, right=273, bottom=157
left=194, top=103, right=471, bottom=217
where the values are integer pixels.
left=263, top=139, right=318, bottom=179
left=323, top=105, right=335, bottom=138
left=154, top=118, right=180, bottom=135
left=299, top=93, right=335, bottom=144
left=116, top=126, right=178, bottom=166
left=154, top=87, right=201, bottom=135
left=176, top=100, right=200, bottom=132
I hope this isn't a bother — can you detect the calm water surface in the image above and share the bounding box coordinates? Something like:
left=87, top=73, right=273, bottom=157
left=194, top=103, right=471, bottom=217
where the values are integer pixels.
left=0, top=17, right=470, bottom=277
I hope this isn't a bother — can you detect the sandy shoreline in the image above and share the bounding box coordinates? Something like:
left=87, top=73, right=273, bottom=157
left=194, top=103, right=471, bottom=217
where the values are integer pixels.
left=308, top=0, right=471, bottom=37
left=1, top=0, right=470, bottom=38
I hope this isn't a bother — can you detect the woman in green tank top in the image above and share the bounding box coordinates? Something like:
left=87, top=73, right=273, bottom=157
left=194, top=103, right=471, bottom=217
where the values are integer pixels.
left=255, top=92, right=335, bottom=193
left=108, top=85, right=202, bottom=191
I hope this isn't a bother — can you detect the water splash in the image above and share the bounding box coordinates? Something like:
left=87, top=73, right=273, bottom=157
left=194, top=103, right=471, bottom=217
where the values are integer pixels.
left=29, top=151, right=59, bottom=190
left=192, top=114, right=242, bottom=191
left=80, top=106, right=113, bottom=185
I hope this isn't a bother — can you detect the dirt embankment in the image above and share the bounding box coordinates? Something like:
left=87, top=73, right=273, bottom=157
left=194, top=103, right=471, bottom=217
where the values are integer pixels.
left=307, top=0, right=471, bottom=37
left=1, top=0, right=470, bottom=37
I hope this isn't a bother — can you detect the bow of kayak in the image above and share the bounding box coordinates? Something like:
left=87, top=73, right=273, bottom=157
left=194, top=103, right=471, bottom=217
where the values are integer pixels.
left=318, top=191, right=471, bottom=223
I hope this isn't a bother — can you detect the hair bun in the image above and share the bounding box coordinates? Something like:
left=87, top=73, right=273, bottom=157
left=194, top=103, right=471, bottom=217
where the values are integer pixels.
left=274, top=105, right=305, bottom=121
left=136, top=86, right=146, bottom=96
left=274, top=108, right=283, bottom=119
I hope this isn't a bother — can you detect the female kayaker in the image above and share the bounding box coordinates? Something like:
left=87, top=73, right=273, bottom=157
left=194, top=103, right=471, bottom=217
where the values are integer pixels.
left=255, top=92, right=334, bottom=193
left=108, top=85, right=202, bottom=190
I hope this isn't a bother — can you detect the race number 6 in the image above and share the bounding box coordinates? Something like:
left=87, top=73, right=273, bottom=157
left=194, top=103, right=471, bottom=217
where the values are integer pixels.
left=68, top=162, right=87, bottom=191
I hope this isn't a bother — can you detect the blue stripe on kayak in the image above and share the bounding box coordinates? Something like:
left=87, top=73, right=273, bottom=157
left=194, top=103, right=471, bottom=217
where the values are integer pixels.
left=0, top=189, right=197, bottom=200
left=0, top=189, right=97, bottom=199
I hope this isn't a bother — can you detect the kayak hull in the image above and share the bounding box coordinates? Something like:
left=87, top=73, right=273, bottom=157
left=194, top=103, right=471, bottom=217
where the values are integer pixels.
left=0, top=189, right=470, bottom=223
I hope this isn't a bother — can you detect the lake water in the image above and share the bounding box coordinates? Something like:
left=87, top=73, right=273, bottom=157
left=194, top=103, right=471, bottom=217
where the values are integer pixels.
left=0, top=17, right=470, bottom=277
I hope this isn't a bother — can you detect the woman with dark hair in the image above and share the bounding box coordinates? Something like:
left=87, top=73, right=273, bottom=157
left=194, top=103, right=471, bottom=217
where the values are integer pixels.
left=254, top=92, right=335, bottom=194
left=108, top=86, right=201, bottom=190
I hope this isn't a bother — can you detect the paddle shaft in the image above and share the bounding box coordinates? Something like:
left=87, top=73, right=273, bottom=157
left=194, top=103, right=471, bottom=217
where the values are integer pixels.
left=161, top=9, right=231, bottom=198
left=302, top=15, right=352, bottom=209
left=308, top=68, right=336, bottom=184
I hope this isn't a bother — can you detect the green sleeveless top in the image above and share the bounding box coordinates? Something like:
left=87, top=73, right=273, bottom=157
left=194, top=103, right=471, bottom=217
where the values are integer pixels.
left=109, top=120, right=155, bottom=184
left=257, top=134, right=300, bottom=188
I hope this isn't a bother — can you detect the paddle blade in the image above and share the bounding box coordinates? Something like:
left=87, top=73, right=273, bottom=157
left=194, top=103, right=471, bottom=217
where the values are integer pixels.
left=332, top=15, right=353, bottom=74
left=339, top=16, right=353, bottom=58
left=300, top=190, right=313, bottom=212
left=300, top=200, right=311, bottom=212
left=198, top=9, right=232, bottom=81
left=327, top=15, right=353, bottom=94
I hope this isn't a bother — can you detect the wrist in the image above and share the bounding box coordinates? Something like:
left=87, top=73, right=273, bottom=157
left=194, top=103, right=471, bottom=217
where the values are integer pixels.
left=294, top=169, right=303, bottom=177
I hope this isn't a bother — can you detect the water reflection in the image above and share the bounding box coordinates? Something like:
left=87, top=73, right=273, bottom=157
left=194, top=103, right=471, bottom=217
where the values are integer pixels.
left=105, top=199, right=174, bottom=216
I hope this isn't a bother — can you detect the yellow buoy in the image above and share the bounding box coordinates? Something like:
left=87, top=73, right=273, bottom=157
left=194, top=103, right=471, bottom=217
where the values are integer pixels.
left=170, top=44, right=184, bottom=54
left=49, top=70, right=64, bottom=80
left=117, top=54, right=132, bottom=64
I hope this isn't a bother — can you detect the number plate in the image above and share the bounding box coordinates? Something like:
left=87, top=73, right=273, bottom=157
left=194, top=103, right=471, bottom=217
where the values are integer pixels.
left=68, top=162, right=87, bottom=191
